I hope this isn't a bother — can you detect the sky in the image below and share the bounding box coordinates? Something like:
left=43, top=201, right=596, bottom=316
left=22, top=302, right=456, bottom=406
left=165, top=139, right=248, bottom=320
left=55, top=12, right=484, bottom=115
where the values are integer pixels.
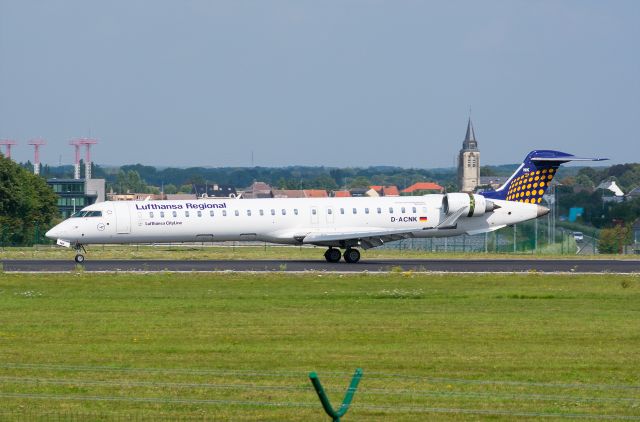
left=0, top=1, right=638, bottom=168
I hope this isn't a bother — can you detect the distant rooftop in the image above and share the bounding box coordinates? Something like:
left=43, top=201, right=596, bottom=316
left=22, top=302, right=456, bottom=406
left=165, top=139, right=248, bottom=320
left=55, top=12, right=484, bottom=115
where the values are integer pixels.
left=402, top=182, right=444, bottom=194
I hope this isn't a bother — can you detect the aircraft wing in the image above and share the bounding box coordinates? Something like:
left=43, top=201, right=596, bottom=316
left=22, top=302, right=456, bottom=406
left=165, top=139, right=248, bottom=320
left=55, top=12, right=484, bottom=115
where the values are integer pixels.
left=435, top=207, right=467, bottom=230
left=302, top=227, right=427, bottom=249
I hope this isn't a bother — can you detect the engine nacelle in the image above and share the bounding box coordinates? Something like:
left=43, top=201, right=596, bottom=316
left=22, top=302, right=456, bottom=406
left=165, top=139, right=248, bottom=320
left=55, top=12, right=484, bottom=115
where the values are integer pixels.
left=442, top=193, right=498, bottom=217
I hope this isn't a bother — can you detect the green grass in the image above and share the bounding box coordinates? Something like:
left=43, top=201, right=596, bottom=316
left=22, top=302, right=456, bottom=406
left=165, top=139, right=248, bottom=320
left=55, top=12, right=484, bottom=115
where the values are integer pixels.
left=1, top=244, right=638, bottom=261
left=0, top=273, right=639, bottom=420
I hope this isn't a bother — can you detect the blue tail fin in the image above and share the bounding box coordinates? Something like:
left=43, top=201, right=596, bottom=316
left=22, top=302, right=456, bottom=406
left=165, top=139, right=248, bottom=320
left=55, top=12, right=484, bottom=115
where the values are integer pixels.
left=482, top=150, right=606, bottom=203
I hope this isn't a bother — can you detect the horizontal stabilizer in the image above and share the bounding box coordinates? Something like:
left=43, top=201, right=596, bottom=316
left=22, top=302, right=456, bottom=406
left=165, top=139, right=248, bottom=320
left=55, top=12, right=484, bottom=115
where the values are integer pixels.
left=531, top=156, right=607, bottom=163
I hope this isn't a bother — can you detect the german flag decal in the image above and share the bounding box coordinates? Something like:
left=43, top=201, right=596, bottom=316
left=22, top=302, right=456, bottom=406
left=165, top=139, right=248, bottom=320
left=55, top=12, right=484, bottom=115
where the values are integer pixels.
left=419, top=216, right=428, bottom=222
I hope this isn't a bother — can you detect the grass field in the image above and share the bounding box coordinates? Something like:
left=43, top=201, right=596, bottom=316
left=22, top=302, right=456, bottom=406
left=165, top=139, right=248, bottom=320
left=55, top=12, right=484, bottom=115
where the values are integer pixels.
left=1, top=244, right=636, bottom=261
left=0, top=272, right=639, bottom=420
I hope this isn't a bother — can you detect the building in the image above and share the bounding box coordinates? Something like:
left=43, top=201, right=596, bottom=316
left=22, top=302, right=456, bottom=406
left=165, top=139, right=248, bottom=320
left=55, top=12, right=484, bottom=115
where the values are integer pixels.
left=349, top=188, right=369, bottom=197
left=304, top=189, right=328, bottom=198
left=457, top=118, right=480, bottom=192
left=47, top=178, right=105, bottom=218
left=241, top=181, right=273, bottom=198
left=107, top=193, right=166, bottom=201
left=626, top=187, right=640, bottom=199
left=401, top=182, right=444, bottom=195
left=193, top=184, right=237, bottom=198
left=332, top=190, right=351, bottom=197
left=166, top=193, right=197, bottom=200
left=479, top=176, right=508, bottom=190
left=272, top=189, right=329, bottom=198
left=272, top=189, right=306, bottom=198
left=369, top=186, right=400, bottom=197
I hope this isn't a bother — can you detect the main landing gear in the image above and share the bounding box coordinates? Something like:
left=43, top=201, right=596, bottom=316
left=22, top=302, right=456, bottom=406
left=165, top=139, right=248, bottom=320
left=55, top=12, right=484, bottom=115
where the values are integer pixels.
left=324, top=247, right=361, bottom=264
left=74, top=244, right=86, bottom=263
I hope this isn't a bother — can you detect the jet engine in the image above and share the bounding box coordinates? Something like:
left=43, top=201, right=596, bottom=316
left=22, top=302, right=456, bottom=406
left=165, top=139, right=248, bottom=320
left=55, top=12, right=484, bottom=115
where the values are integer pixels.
left=442, top=193, right=499, bottom=217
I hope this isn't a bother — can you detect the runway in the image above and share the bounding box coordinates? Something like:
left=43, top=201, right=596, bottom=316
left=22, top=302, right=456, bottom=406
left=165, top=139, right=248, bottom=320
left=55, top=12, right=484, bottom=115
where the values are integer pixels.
left=1, top=258, right=639, bottom=273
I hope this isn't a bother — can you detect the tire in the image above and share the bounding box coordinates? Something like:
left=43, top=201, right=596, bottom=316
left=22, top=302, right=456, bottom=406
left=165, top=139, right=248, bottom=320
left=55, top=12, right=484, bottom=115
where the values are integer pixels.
left=324, top=248, right=341, bottom=263
left=343, top=248, right=360, bottom=263
left=74, top=254, right=85, bottom=263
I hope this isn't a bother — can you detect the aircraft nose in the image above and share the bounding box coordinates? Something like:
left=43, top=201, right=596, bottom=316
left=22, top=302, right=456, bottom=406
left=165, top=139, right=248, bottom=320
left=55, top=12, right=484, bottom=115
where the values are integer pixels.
left=45, top=226, right=63, bottom=240
left=536, top=205, right=550, bottom=217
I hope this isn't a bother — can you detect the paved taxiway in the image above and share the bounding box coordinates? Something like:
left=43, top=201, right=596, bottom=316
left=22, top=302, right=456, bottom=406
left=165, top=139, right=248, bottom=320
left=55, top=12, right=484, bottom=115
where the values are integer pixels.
left=1, top=259, right=638, bottom=273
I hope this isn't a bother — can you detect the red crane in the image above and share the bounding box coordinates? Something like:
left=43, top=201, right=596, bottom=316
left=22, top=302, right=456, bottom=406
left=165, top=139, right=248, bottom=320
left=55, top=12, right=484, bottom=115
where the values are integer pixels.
left=0, top=139, right=18, bottom=159
left=28, top=138, right=46, bottom=175
left=70, top=138, right=98, bottom=179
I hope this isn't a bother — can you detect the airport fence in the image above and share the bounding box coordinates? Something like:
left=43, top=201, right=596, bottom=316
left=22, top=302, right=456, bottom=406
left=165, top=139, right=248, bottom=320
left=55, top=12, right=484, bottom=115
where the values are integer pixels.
left=381, top=218, right=581, bottom=254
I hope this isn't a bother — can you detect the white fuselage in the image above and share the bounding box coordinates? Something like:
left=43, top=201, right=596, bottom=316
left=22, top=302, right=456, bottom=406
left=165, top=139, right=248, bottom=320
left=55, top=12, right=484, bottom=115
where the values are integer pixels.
left=46, top=195, right=543, bottom=248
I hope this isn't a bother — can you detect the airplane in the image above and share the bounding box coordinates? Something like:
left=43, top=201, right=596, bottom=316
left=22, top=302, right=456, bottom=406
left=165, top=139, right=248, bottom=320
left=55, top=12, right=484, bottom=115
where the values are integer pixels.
left=45, top=150, right=605, bottom=263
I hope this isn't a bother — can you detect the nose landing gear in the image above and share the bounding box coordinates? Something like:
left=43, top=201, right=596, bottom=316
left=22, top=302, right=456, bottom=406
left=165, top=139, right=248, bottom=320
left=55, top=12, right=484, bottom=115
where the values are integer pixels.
left=74, top=244, right=86, bottom=263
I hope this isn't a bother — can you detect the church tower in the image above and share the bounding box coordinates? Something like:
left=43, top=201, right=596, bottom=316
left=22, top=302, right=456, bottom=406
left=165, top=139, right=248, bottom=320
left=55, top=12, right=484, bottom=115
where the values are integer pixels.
left=457, top=118, right=480, bottom=192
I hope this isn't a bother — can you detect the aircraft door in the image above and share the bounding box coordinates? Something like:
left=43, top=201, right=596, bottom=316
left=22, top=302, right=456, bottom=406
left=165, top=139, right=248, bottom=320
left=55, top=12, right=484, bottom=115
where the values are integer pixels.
left=310, top=206, right=319, bottom=225
left=114, top=202, right=131, bottom=234
left=325, top=206, right=334, bottom=224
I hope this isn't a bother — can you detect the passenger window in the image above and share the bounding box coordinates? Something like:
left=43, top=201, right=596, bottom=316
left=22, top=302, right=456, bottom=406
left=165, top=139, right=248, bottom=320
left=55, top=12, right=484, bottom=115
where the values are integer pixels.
left=389, top=207, right=394, bottom=214
left=365, top=208, right=369, bottom=214
left=377, top=207, right=381, bottom=214
left=340, top=208, right=345, bottom=214
left=282, top=209, right=286, bottom=215
left=352, top=208, right=357, bottom=214
left=259, top=209, right=264, bottom=216
left=247, top=210, right=251, bottom=216
left=209, top=210, right=214, bottom=217
left=174, top=211, right=178, bottom=218
left=412, top=207, right=417, bottom=213
left=327, top=209, right=332, bottom=214
left=222, top=210, right=227, bottom=217
left=150, top=212, right=154, bottom=218
left=234, top=210, right=239, bottom=216
left=160, top=211, right=165, bottom=218
left=312, top=209, right=317, bottom=215
left=401, top=207, right=406, bottom=214
left=197, top=211, right=202, bottom=217
left=294, top=209, right=298, bottom=215
left=185, top=211, right=189, bottom=217
left=271, top=209, right=276, bottom=216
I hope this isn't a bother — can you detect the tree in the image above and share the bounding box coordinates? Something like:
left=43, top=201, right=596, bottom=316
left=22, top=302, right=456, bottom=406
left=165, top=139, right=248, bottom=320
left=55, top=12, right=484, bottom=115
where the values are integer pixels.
left=0, top=156, right=59, bottom=245
left=598, top=225, right=632, bottom=254
left=178, top=184, right=193, bottom=194
left=163, top=184, right=178, bottom=194
left=115, top=170, right=148, bottom=193
left=480, top=166, right=498, bottom=177
left=347, top=176, right=371, bottom=189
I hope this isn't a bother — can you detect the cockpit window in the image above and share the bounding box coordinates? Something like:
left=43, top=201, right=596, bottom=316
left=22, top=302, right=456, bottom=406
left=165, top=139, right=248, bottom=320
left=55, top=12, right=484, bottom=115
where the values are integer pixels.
left=71, top=210, right=102, bottom=218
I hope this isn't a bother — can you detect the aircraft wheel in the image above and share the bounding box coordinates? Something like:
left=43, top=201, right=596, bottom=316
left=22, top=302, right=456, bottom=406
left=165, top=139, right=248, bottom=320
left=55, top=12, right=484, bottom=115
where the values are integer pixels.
left=74, top=254, right=85, bottom=264
left=343, top=248, right=361, bottom=264
left=324, top=248, right=341, bottom=263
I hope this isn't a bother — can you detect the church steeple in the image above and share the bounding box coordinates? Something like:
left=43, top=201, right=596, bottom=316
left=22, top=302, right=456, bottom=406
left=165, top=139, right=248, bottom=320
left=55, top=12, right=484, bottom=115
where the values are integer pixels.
left=457, top=117, right=480, bottom=192
left=462, top=117, right=478, bottom=150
